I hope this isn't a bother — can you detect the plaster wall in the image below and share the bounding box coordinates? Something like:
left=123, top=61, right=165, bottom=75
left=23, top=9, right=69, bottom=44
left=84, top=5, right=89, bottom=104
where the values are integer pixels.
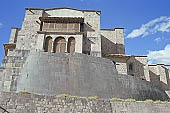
left=39, top=34, right=83, bottom=53
left=44, top=9, right=100, bottom=32
left=44, top=9, right=84, bottom=17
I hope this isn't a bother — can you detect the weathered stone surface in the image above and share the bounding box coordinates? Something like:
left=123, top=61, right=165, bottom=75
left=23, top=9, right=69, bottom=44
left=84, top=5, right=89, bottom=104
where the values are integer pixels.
left=17, top=52, right=169, bottom=100
left=0, top=7, right=170, bottom=113
left=0, top=92, right=170, bottom=113
left=0, top=50, right=30, bottom=92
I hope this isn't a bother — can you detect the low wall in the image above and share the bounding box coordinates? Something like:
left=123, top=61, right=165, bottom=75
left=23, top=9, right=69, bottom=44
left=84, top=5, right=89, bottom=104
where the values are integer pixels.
left=0, top=92, right=170, bottom=113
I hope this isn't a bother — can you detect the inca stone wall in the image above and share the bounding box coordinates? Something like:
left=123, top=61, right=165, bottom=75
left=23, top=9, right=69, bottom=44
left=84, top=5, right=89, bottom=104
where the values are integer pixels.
left=17, top=52, right=169, bottom=100
left=0, top=92, right=170, bottom=113
left=0, top=50, right=30, bottom=92
left=17, top=52, right=120, bottom=98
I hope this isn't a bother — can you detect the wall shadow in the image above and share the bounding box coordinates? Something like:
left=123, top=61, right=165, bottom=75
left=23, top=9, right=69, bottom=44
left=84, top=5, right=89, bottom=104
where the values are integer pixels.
left=101, top=35, right=125, bottom=55
left=43, top=12, right=51, bottom=17
left=149, top=66, right=170, bottom=91
left=84, top=23, right=95, bottom=32
left=127, top=58, right=146, bottom=80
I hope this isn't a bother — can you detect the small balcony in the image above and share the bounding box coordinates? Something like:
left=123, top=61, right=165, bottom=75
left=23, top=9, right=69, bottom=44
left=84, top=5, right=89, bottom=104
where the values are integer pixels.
left=39, top=17, right=84, bottom=33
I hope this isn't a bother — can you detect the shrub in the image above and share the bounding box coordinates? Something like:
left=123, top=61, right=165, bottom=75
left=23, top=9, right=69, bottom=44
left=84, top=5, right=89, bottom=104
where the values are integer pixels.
left=19, top=91, right=31, bottom=94
left=56, top=94, right=69, bottom=97
left=111, top=98, right=124, bottom=101
left=88, top=96, right=98, bottom=99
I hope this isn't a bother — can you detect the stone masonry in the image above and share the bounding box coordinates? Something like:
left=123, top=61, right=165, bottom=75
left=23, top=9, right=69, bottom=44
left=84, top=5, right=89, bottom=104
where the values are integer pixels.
left=0, top=92, right=170, bottom=113
left=0, top=7, right=170, bottom=113
left=16, top=52, right=169, bottom=101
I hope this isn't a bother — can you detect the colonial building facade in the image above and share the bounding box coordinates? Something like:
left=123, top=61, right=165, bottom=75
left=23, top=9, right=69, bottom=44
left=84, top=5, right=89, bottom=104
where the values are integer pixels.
left=0, top=7, right=170, bottom=97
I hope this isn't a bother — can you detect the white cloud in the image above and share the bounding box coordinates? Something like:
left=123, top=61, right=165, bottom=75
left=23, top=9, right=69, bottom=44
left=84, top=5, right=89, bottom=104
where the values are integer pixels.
left=127, top=16, right=170, bottom=38
left=147, top=44, right=170, bottom=65
left=0, top=23, right=3, bottom=28
left=154, top=37, right=161, bottom=43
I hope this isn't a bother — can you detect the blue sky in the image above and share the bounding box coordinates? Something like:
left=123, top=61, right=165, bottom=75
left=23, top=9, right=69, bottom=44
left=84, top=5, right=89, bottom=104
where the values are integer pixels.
left=0, top=0, right=170, bottom=64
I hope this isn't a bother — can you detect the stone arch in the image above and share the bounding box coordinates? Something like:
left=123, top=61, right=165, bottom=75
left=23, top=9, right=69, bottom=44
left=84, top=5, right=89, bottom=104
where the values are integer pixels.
left=67, top=37, right=75, bottom=53
left=44, top=36, right=52, bottom=52
left=53, top=37, right=66, bottom=53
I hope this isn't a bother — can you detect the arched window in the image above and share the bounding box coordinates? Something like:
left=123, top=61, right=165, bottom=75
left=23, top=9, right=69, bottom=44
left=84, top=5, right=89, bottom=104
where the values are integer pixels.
left=53, top=37, right=66, bottom=53
left=44, top=36, right=52, bottom=52
left=67, top=37, right=75, bottom=53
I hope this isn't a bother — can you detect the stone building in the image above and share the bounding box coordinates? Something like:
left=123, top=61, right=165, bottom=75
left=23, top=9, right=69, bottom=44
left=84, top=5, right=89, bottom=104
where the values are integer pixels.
left=0, top=7, right=170, bottom=100
left=5, top=7, right=124, bottom=58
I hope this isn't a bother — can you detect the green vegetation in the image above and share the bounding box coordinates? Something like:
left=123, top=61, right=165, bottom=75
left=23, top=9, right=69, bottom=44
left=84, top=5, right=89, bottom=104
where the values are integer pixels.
left=124, top=98, right=136, bottom=102
left=110, top=98, right=124, bottom=101
left=19, top=92, right=170, bottom=104
left=144, top=99, right=154, bottom=102
left=19, top=91, right=40, bottom=95
left=19, top=91, right=31, bottom=94
left=88, top=96, right=98, bottom=99
left=56, top=94, right=69, bottom=97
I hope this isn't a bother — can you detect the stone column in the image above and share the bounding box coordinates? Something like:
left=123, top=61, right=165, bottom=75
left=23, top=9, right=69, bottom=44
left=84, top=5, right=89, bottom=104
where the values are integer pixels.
left=36, top=34, right=45, bottom=51
left=75, top=35, right=83, bottom=53
left=65, top=37, right=68, bottom=53
left=51, top=38, right=54, bottom=53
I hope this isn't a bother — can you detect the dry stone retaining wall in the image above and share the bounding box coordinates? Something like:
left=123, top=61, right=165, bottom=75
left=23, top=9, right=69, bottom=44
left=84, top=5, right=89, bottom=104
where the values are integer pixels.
left=0, top=92, right=170, bottom=113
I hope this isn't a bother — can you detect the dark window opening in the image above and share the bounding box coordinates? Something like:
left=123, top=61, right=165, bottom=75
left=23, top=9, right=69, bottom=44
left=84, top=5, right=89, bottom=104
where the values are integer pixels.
left=129, top=63, right=134, bottom=71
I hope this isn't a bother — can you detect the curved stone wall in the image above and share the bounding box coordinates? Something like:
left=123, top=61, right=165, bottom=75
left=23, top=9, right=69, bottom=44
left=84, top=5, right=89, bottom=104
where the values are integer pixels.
left=17, top=52, right=169, bottom=100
